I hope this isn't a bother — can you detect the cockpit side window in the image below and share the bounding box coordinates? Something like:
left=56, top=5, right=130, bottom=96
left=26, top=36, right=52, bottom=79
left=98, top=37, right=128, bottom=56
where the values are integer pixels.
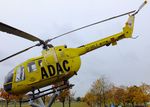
left=28, top=62, right=37, bottom=72
left=4, top=69, right=14, bottom=84
left=16, top=66, right=25, bottom=82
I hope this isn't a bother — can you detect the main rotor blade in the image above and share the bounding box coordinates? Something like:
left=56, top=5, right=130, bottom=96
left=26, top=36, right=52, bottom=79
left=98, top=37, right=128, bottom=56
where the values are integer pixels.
left=0, top=45, right=37, bottom=62
left=132, top=0, right=147, bottom=16
left=0, top=22, right=43, bottom=42
left=46, top=10, right=136, bottom=42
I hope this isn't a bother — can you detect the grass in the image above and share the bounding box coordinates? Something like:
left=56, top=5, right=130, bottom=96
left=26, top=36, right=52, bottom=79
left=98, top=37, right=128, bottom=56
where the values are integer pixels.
left=52, top=102, right=89, bottom=107
left=0, top=101, right=89, bottom=107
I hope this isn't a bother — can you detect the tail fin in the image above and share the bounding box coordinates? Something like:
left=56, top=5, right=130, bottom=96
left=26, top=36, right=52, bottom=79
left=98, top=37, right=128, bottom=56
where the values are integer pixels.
left=123, top=0, right=147, bottom=38
left=123, top=15, right=135, bottom=38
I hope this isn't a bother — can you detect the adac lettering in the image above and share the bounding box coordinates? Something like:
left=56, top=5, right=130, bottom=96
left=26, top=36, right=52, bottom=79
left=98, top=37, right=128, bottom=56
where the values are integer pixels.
left=41, top=60, right=70, bottom=79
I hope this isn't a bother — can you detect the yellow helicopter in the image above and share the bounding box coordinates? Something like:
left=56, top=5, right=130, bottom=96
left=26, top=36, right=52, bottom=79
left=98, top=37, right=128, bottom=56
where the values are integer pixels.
left=0, top=1, right=147, bottom=103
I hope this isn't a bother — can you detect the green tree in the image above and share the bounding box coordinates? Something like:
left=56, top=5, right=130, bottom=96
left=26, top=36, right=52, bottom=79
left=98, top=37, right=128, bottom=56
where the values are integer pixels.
left=76, top=97, right=81, bottom=102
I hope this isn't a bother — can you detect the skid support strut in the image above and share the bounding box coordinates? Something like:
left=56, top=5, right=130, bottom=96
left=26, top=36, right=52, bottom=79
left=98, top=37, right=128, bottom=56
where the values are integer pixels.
left=29, top=89, right=61, bottom=107
left=28, top=84, right=74, bottom=107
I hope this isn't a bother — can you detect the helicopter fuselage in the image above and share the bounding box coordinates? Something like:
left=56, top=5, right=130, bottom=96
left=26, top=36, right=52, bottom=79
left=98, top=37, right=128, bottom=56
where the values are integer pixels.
left=3, top=15, right=135, bottom=95
left=4, top=46, right=81, bottom=94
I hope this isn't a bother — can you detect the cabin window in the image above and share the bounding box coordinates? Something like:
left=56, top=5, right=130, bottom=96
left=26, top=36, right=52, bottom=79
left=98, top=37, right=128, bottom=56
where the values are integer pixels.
left=16, top=66, right=25, bottom=82
left=28, top=62, right=37, bottom=72
left=38, top=60, right=43, bottom=67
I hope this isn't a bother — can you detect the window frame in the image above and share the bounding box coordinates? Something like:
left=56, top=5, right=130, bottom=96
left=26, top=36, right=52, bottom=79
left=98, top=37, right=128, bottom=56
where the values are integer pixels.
left=15, top=65, right=25, bottom=82
left=27, top=61, right=37, bottom=73
left=38, top=60, right=43, bottom=67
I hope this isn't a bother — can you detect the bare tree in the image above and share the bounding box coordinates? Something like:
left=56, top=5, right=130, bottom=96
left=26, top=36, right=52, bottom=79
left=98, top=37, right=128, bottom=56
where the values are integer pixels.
left=90, top=75, right=113, bottom=107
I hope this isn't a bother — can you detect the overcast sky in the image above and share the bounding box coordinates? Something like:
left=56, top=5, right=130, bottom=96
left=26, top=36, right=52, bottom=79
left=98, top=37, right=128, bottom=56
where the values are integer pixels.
left=0, top=0, right=150, bottom=97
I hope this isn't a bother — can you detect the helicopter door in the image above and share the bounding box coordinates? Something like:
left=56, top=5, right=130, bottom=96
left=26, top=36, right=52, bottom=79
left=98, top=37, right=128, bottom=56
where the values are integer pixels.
left=16, top=66, right=25, bottom=82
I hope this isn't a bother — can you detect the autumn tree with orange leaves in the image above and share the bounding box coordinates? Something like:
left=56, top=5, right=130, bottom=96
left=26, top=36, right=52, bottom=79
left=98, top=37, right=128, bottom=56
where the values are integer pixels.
left=125, top=85, right=150, bottom=107
left=113, top=87, right=127, bottom=106
left=0, top=88, right=23, bottom=107
left=58, top=89, right=70, bottom=107
left=84, top=79, right=150, bottom=107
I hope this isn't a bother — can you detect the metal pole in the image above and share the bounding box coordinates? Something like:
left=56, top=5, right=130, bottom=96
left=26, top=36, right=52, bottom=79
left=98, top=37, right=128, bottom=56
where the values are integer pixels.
left=47, top=91, right=60, bottom=107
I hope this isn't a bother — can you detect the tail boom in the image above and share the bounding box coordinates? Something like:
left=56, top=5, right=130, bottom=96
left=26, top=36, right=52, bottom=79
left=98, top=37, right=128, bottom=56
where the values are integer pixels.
left=77, top=15, right=135, bottom=56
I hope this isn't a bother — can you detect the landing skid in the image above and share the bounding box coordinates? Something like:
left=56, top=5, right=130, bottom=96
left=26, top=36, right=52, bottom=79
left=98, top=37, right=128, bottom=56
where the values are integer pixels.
left=26, top=84, right=74, bottom=107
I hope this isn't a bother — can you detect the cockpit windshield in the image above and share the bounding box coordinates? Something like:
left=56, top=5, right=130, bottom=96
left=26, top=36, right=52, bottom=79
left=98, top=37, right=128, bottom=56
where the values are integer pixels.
left=4, top=69, right=14, bottom=84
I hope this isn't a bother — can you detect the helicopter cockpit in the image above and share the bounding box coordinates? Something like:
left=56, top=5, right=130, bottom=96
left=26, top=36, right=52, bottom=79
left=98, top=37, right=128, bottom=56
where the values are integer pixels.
left=4, top=69, right=14, bottom=92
